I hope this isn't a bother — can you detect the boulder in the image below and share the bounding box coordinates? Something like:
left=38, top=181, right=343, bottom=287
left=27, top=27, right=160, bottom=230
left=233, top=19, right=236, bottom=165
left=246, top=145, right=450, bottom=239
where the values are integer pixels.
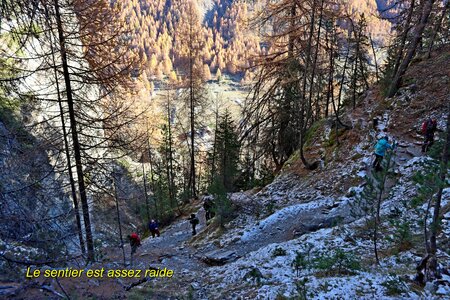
left=201, top=250, right=237, bottom=266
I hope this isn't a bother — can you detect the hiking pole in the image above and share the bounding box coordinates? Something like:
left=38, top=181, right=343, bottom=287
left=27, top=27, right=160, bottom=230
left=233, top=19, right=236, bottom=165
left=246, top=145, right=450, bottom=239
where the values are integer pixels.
left=391, top=140, right=399, bottom=170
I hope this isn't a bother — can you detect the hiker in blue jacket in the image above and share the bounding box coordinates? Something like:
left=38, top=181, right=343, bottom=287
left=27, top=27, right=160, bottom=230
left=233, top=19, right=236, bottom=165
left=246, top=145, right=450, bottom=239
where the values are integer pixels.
left=148, top=219, right=160, bottom=238
left=373, top=136, right=393, bottom=172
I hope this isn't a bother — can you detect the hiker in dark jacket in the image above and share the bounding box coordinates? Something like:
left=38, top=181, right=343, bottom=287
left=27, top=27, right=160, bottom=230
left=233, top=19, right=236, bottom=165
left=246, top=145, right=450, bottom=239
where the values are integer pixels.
left=188, top=213, right=199, bottom=236
left=203, top=194, right=215, bottom=221
left=148, top=219, right=160, bottom=238
left=373, top=136, right=393, bottom=172
left=422, top=118, right=438, bottom=153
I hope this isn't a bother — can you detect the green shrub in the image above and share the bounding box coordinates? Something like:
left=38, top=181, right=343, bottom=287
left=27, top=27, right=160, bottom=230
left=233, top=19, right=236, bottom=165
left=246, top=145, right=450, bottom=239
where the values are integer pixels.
left=272, top=246, right=287, bottom=257
left=312, top=248, right=360, bottom=276
left=291, top=251, right=308, bottom=277
left=244, top=267, right=264, bottom=285
left=381, top=276, right=408, bottom=296
left=387, top=220, right=413, bottom=253
left=209, top=177, right=235, bottom=228
left=293, top=277, right=309, bottom=300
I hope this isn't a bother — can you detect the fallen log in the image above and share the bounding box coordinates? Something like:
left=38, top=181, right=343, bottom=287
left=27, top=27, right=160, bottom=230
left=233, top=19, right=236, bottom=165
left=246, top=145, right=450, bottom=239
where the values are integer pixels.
left=124, top=277, right=149, bottom=291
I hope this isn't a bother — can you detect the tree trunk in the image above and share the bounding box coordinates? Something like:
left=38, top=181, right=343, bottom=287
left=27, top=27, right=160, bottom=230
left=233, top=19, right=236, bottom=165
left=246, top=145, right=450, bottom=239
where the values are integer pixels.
left=392, top=0, right=416, bottom=78
left=55, top=62, right=86, bottom=257
left=146, top=131, right=158, bottom=219
left=211, top=103, right=219, bottom=185
left=374, top=216, right=380, bottom=264
left=334, top=37, right=352, bottom=135
left=426, top=2, right=449, bottom=58
left=188, top=5, right=197, bottom=200
left=166, top=89, right=177, bottom=212
left=298, top=0, right=317, bottom=169
left=112, top=175, right=126, bottom=266
left=45, top=6, right=86, bottom=255
left=429, top=105, right=450, bottom=257
left=190, top=77, right=196, bottom=199
left=325, top=24, right=333, bottom=118
left=369, top=34, right=379, bottom=83
left=351, top=21, right=360, bottom=110
left=352, top=51, right=358, bottom=110
left=54, top=0, right=95, bottom=262
left=388, top=0, right=435, bottom=97
left=308, top=0, right=324, bottom=118
left=142, top=162, right=150, bottom=222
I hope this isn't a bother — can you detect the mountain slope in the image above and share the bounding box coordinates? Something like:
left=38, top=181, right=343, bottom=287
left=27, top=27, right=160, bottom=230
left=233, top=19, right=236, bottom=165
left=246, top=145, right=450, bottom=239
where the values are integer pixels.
left=8, top=44, right=448, bottom=300
left=117, top=0, right=390, bottom=84
left=139, top=47, right=450, bottom=299
left=188, top=46, right=450, bottom=299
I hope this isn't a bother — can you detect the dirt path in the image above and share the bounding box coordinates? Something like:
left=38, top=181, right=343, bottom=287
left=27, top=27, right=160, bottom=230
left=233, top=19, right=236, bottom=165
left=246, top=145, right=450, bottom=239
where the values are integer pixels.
left=134, top=128, right=428, bottom=293
left=136, top=212, right=207, bottom=271
left=108, top=128, right=432, bottom=299
left=5, top=144, right=432, bottom=299
left=123, top=207, right=213, bottom=298
left=5, top=117, right=431, bottom=299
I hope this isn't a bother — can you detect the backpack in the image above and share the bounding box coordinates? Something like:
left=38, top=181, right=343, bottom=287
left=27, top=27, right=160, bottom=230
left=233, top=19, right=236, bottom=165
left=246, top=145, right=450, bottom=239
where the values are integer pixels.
left=130, top=233, right=141, bottom=245
left=421, top=121, right=428, bottom=134
left=431, top=119, right=437, bottom=131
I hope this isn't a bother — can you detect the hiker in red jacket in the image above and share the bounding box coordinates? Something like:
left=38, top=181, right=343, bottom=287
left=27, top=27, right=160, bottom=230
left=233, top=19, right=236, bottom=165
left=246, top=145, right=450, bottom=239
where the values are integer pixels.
left=421, top=118, right=438, bottom=153
left=128, top=232, right=141, bottom=255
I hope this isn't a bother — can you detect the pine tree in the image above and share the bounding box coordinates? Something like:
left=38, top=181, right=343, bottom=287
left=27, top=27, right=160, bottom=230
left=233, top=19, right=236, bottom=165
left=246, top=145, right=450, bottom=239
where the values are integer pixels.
left=161, top=95, right=178, bottom=213
left=212, top=109, right=240, bottom=192
left=348, top=14, right=371, bottom=109
left=2, top=0, right=143, bottom=262
left=352, top=149, right=397, bottom=264
left=216, top=68, right=222, bottom=81
left=53, top=0, right=95, bottom=261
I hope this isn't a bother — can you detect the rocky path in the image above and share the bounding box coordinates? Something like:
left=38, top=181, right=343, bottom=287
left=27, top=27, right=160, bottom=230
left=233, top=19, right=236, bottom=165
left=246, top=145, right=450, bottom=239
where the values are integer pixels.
left=126, top=119, right=433, bottom=298
left=128, top=199, right=351, bottom=297
left=1, top=132, right=435, bottom=299
left=125, top=207, right=211, bottom=297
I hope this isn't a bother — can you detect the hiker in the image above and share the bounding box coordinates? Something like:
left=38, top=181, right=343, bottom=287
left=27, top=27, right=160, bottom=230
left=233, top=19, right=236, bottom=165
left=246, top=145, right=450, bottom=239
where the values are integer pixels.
left=148, top=219, right=160, bottom=238
left=373, top=117, right=379, bottom=130
left=128, top=232, right=141, bottom=255
left=203, top=193, right=215, bottom=221
left=373, top=136, right=393, bottom=172
left=188, top=213, right=199, bottom=236
left=421, top=118, right=438, bottom=153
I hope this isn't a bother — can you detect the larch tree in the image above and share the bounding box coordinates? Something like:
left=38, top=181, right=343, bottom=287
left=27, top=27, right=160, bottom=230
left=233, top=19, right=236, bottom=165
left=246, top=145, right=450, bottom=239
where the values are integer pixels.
left=1, top=0, right=143, bottom=262
left=175, top=0, right=207, bottom=200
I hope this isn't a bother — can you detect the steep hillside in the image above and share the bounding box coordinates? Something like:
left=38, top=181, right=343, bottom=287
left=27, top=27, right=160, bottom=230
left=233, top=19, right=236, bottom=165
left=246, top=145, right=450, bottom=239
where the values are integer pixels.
left=0, top=116, right=76, bottom=280
left=187, top=47, right=450, bottom=299
left=5, top=46, right=448, bottom=300
left=0, top=0, right=446, bottom=298
left=128, top=47, right=449, bottom=299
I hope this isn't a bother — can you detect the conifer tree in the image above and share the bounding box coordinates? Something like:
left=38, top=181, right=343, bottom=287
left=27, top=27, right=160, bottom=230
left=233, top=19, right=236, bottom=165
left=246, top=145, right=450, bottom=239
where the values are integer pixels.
left=348, top=14, right=371, bottom=109
left=213, top=109, right=240, bottom=192
left=353, top=149, right=397, bottom=264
